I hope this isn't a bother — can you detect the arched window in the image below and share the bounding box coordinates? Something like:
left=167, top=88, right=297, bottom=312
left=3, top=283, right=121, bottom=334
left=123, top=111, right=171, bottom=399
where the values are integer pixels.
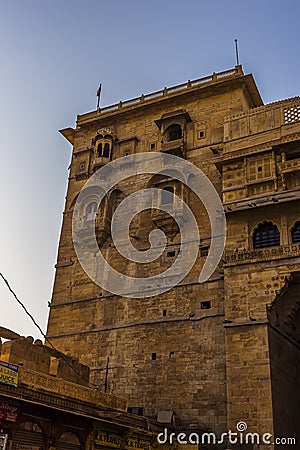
left=57, top=431, right=82, bottom=450
left=165, top=124, right=182, bottom=142
left=292, top=222, right=300, bottom=243
left=92, top=131, right=113, bottom=163
left=86, top=202, right=98, bottom=221
left=161, top=186, right=174, bottom=205
left=253, top=222, right=280, bottom=249
left=103, top=143, right=110, bottom=158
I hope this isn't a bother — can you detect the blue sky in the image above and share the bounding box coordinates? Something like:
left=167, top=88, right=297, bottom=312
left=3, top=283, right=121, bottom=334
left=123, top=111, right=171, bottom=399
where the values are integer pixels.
left=0, top=0, right=299, bottom=338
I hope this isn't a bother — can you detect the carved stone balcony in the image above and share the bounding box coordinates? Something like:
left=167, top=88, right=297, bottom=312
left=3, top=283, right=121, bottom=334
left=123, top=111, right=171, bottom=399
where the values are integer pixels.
left=161, top=138, right=186, bottom=157
left=278, top=158, right=300, bottom=174
left=224, top=243, right=300, bottom=266
left=74, top=216, right=111, bottom=248
left=151, top=205, right=187, bottom=237
left=92, top=156, right=111, bottom=171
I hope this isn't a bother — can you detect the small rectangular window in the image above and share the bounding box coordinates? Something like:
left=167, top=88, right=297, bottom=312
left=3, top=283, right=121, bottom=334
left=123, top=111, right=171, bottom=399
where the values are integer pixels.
left=150, top=143, right=156, bottom=149
left=200, top=246, right=209, bottom=257
left=199, top=130, right=205, bottom=139
left=169, top=351, right=175, bottom=358
left=201, top=301, right=211, bottom=309
left=152, top=353, right=157, bottom=360
left=128, top=407, right=144, bottom=415
left=163, top=310, right=167, bottom=316
left=167, top=251, right=176, bottom=257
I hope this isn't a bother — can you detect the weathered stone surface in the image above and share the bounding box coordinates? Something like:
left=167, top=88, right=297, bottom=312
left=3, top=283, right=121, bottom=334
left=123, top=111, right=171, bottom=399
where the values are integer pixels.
left=46, top=66, right=300, bottom=445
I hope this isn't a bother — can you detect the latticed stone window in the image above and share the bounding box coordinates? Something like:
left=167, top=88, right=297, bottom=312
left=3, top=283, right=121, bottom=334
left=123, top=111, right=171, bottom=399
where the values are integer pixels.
left=284, top=105, right=300, bottom=124
left=248, top=156, right=272, bottom=181
left=253, top=222, right=280, bottom=249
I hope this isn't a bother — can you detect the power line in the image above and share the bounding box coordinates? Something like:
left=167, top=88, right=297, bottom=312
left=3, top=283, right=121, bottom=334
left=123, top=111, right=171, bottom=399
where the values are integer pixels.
left=0, top=273, right=46, bottom=338
left=0, top=272, right=100, bottom=390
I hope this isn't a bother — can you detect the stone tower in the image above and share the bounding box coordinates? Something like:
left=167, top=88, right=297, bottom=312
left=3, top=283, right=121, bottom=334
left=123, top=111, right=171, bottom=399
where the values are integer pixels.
left=46, top=66, right=300, bottom=446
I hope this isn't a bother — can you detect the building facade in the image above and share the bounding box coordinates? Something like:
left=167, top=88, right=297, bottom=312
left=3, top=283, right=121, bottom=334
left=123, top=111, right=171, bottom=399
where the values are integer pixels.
left=0, top=332, right=175, bottom=450
left=46, top=66, right=300, bottom=448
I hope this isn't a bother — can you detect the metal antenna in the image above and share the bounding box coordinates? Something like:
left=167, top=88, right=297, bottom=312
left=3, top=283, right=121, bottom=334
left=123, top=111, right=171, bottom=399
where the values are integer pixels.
left=234, top=39, right=240, bottom=66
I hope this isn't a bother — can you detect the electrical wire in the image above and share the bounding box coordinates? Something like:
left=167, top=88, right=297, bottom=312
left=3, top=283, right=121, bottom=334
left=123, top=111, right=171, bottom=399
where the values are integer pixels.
left=0, top=272, right=101, bottom=390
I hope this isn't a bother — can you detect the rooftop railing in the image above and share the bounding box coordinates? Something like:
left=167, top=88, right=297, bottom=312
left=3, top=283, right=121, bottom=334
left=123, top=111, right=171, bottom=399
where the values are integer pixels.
left=78, top=67, right=242, bottom=121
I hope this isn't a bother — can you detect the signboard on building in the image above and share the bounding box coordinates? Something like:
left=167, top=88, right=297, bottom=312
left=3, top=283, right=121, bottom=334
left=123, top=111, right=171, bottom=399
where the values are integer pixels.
left=0, top=433, right=8, bottom=450
left=0, top=399, right=20, bottom=422
left=12, top=446, right=40, bottom=450
left=94, top=431, right=150, bottom=450
left=0, top=361, right=18, bottom=387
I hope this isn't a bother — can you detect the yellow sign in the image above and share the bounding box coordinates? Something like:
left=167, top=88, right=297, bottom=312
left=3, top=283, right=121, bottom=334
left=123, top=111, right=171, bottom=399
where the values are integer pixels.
left=95, top=431, right=120, bottom=447
left=0, top=360, right=18, bottom=387
left=95, top=432, right=150, bottom=450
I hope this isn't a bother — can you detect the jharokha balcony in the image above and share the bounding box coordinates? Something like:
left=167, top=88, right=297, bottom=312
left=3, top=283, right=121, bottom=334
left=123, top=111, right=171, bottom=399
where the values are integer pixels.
left=160, top=137, right=186, bottom=158
left=278, top=158, right=300, bottom=174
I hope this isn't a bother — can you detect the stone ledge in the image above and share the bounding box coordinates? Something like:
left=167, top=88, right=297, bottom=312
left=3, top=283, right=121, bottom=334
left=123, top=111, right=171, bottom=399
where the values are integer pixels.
left=18, top=367, right=127, bottom=412
left=224, top=244, right=300, bottom=266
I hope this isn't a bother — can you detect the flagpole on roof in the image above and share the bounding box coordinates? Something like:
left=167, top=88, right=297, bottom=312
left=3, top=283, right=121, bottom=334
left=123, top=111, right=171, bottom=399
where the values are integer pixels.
left=234, top=39, right=240, bottom=66
left=96, top=83, right=102, bottom=110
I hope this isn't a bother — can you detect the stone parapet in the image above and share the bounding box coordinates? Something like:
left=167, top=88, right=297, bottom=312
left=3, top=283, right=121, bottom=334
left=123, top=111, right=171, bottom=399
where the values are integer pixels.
left=18, top=367, right=127, bottom=411
left=224, top=96, right=300, bottom=146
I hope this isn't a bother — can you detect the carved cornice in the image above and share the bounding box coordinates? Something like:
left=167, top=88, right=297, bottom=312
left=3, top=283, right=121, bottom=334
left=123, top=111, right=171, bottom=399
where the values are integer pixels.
left=224, top=244, right=300, bottom=267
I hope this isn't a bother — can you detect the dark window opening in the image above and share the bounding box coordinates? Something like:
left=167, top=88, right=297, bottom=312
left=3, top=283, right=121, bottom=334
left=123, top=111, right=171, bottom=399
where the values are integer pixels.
left=199, top=131, right=205, bottom=138
left=166, top=124, right=182, bottom=142
left=97, top=143, right=102, bottom=157
left=86, top=202, right=98, bottom=221
left=161, top=186, right=174, bottom=205
left=169, top=351, right=175, bottom=358
left=127, top=407, right=144, bottom=415
left=257, top=166, right=263, bottom=172
left=103, top=143, right=110, bottom=158
left=253, top=222, right=280, bottom=249
left=167, top=251, right=176, bottom=257
left=292, top=222, right=300, bottom=243
left=201, top=301, right=211, bottom=310
left=163, top=310, right=167, bottom=317
left=151, top=353, right=157, bottom=360
left=150, top=143, right=156, bottom=149
left=285, top=150, right=300, bottom=161
left=200, top=246, right=209, bottom=257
